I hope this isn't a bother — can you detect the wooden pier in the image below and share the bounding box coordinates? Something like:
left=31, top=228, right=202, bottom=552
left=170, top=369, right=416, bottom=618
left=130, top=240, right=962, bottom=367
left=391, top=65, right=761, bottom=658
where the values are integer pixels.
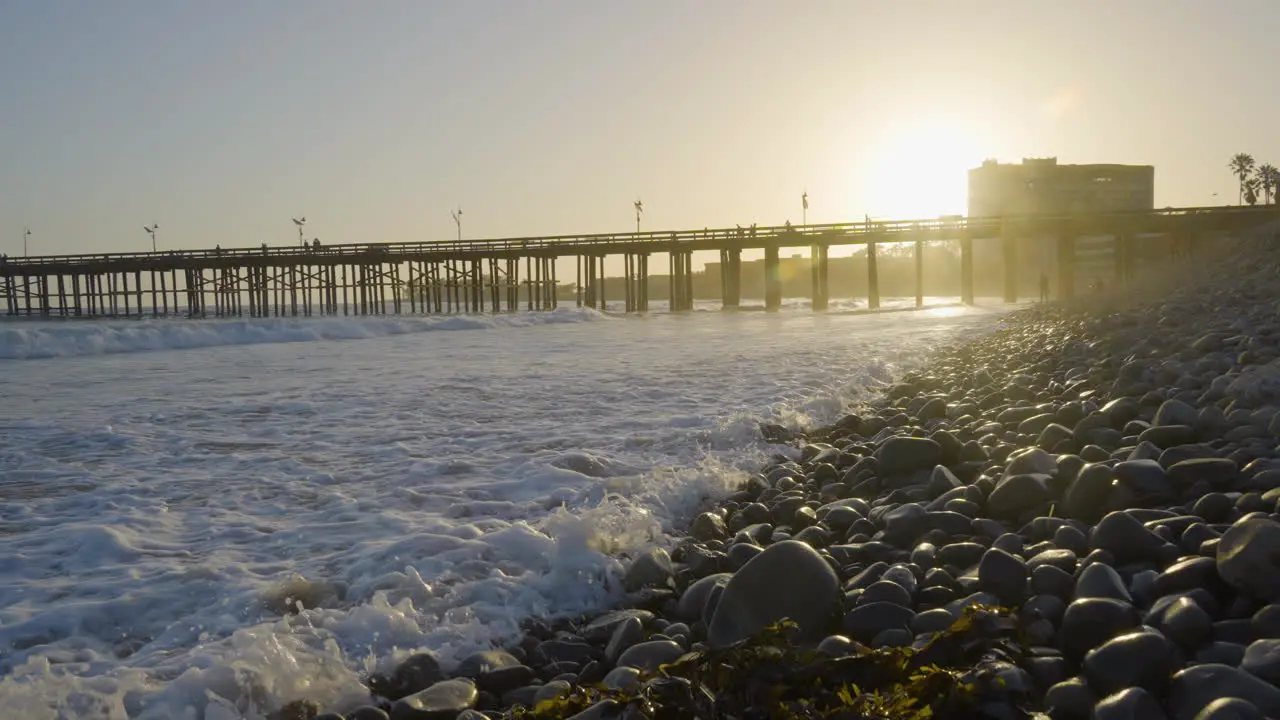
left=1, top=206, right=1276, bottom=319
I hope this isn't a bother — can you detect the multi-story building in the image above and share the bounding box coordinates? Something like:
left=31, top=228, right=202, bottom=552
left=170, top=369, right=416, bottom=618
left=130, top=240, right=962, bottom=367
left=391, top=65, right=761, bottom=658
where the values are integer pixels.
left=968, top=157, right=1154, bottom=217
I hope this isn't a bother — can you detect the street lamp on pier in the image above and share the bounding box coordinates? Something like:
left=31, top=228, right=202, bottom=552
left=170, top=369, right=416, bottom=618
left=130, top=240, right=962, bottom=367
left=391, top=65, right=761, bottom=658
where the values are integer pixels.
left=451, top=206, right=463, bottom=242
left=292, top=217, right=306, bottom=246
left=144, top=224, right=159, bottom=252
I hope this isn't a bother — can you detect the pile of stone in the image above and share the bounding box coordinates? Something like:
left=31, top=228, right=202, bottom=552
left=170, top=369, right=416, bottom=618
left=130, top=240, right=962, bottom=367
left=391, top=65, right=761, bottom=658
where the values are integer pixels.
left=295, top=232, right=1280, bottom=720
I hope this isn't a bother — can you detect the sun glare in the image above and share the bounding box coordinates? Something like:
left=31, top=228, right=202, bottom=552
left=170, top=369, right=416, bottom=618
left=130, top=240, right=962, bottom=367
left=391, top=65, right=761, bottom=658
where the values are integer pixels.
left=863, top=121, right=987, bottom=220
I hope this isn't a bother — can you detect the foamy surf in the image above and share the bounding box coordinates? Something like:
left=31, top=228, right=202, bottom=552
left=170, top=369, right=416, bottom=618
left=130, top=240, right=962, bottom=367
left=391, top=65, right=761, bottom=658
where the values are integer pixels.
left=0, top=304, right=1005, bottom=718
left=0, top=306, right=609, bottom=360
left=0, top=296, right=962, bottom=361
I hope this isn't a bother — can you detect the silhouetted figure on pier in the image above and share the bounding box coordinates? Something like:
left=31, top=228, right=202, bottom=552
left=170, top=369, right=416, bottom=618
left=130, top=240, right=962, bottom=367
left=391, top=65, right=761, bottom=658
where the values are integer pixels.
left=312, top=238, right=321, bottom=251
left=1039, top=273, right=1049, bottom=302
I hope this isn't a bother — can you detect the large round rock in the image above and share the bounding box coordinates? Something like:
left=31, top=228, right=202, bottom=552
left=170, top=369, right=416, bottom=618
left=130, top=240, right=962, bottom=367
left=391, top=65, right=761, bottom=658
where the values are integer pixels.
left=874, top=436, right=943, bottom=475
left=1093, top=687, right=1165, bottom=720
left=987, top=474, right=1053, bottom=521
left=390, top=679, right=478, bottom=720
left=1169, top=664, right=1280, bottom=720
left=1218, top=518, right=1280, bottom=602
left=1083, top=630, right=1176, bottom=697
left=1059, top=598, right=1141, bottom=664
left=1241, top=639, right=1280, bottom=684
left=1191, top=698, right=1264, bottom=720
left=1090, top=511, right=1169, bottom=565
left=707, top=540, right=841, bottom=648
left=615, top=640, right=685, bottom=672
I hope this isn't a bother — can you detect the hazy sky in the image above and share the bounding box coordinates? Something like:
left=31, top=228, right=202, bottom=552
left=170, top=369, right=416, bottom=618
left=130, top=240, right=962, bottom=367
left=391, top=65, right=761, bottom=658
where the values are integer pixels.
left=2, top=0, right=1277, bottom=258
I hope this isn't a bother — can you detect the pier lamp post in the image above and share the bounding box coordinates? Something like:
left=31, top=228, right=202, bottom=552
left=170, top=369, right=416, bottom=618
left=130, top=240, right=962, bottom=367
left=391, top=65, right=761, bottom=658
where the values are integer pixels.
left=23, top=228, right=31, bottom=257
left=292, top=217, right=306, bottom=247
left=802, top=191, right=809, bottom=228
left=451, top=207, right=463, bottom=242
left=634, top=199, right=643, bottom=233
left=144, top=224, right=159, bottom=252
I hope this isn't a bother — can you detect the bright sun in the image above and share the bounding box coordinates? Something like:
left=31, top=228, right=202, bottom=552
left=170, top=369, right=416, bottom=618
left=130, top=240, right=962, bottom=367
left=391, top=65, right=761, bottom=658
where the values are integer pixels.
left=864, top=121, right=987, bottom=220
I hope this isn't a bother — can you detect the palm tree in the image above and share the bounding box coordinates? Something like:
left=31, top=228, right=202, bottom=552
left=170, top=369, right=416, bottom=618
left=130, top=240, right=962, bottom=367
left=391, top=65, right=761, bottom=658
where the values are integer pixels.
left=1244, top=177, right=1261, bottom=206
left=1258, top=164, right=1280, bottom=204
left=1230, top=153, right=1256, bottom=204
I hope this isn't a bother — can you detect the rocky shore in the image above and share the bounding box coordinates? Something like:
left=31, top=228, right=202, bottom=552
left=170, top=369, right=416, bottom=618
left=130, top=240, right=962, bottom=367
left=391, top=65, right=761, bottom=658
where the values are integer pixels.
left=292, top=229, right=1280, bottom=720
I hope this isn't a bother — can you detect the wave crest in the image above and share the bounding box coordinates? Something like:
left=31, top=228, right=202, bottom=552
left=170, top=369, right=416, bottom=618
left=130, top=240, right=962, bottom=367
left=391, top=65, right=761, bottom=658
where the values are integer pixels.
left=0, top=308, right=609, bottom=360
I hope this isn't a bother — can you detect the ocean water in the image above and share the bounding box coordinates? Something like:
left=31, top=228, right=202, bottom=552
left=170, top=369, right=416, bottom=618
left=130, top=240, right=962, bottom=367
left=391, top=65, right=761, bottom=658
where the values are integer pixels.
left=0, top=297, right=1006, bottom=719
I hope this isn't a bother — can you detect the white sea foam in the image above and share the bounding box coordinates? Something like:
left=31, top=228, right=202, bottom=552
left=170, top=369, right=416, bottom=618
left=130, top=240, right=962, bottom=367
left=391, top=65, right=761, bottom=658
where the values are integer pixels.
left=0, top=299, right=1004, bottom=718
left=0, top=306, right=609, bottom=361
left=0, top=296, right=954, bottom=361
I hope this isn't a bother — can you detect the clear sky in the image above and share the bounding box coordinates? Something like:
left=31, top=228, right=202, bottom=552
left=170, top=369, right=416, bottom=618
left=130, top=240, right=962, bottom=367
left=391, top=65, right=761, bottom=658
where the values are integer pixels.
left=1, top=0, right=1278, bottom=259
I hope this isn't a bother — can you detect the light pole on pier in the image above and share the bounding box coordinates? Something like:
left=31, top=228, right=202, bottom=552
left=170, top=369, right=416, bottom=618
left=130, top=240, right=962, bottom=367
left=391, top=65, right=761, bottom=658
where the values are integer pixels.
left=634, top=199, right=643, bottom=234
left=144, top=224, right=159, bottom=252
left=451, top=207, right=463, bottom=242
left=802, top=190, right=809, bottom=228
left=23, top=228, right=31, bottom=257
left=292, top=217, right=306, bottom=247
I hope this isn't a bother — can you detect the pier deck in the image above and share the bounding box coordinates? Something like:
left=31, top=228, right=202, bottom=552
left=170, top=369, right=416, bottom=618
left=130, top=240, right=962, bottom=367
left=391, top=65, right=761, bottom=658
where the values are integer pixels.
left=1, top=206, right=1275, bottom=318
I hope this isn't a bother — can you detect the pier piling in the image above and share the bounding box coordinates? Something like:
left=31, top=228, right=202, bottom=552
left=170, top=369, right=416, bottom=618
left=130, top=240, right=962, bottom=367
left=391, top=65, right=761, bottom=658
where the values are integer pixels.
left=1057, top=235, right=1076, bottom=300
left=811, top=244, right=829, bottom=311
left=669, top=250, right=693, bottom=312
left=719, top=248, right=741, bottom=309
left=763, top=246, right=781, bottom=312
left=913, top=240, right=924, bottom=308
left=867, top=242, right=880, bottom=311
left=960, top=233, right=975, bottom=305
left=1002, top=223, right=1019, bottom=303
